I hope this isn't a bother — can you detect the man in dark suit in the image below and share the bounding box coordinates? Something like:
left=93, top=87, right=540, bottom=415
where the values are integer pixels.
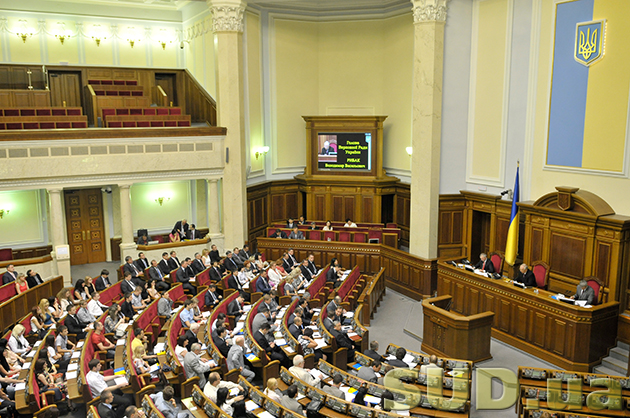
left=209, top=244, right=221, bottom=263
left=184, top=323, right=200, bottom=351
left=270, top=229, right=287, bottom=239
left=123, top=256, right=142, bottom=279
left=97, top=390, right=118, bottom=418
left=186, top=224, right=200, bottom=240
left=306, top=254, right=318, bottom=276
left=231, top=249, right=245, bottom=269
left=176, top=260, right=197, bottom=294
left=286, top=218, right=297, bottom=229
left=120, top=272, right=138, bottom=295
left=120, top=293, right=135, bottom=319
left=321, top=141, right=332, bottom=155
left=256, top=271, right=272, bottom=294
left=224, top=251, right=240, bottom=272
left=65, top=304, right=88, bottom=340
left=227, top=273, right=247, bottom=298
left=387, top=347, right=409, bottom=368
left=168, top=250, right=181, bottom=271
left=299, top=260, right=314, bottom=282
left=135, top=252, right=149, bottom=272
left=326, top=265, right=342, bottom=288
left=254, top=322, right=291, bottom=368
left=239, top=245, right=251, bottom=263
left=323, top=310, right=335, bottom=332
left=573, top=280, right=595, bottom=305
left=158, top=252, right=172, bottom=275
left=191, top=253, right=206, bottom=275
left=95, top=269, right=112, bottom=291
left=331, top=321, right=355, bottom=362
left=148, top=260, right=170, bottom=291
left=289, top=317, right=303, bottom=339
left=25, top=269, right=44, bottom=288
left=173, top=219, right=189, bottom=239
left=299, top=298, right=313, bottom=325
left=364, top=340, right=386, bottom=363
left=209, top=261, right=223, bottom=282
left=213, top=326, right=231, bottom=357
left=515, top=263, right=536, bottom=287
left=474, top=253, right=495, bottom=273
left=228, top=294, right=246, bottom=321
left=2, top=265, right=17, bottom=284
left=205, top=284, right=222, bottom=310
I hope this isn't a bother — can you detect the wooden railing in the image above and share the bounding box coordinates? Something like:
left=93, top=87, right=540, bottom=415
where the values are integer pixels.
left=183, top=69, right=217, bottom=126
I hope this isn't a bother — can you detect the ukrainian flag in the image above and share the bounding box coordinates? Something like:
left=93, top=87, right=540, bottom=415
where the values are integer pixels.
left=505, top=166, right=519, bottom=267
left=546, top=0, right=630, bottom=173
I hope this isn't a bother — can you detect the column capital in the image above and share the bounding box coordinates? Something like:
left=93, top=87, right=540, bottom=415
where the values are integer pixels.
left=118, top=183, right=132, bottom=190
left=207, top=178, right=219, bottom=184
left=207, top=0, right=246, bottom=33
left=411, top=0, right=449, bottom=23
left=46, top=188, right=62, bottom=194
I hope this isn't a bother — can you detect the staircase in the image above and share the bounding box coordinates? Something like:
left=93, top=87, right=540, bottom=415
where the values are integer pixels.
left=593, top=341, right=629, bottom=376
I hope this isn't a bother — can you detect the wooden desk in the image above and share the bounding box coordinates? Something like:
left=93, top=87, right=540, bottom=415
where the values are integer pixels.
left=437, top=262, right=619, bottom=371
left=422, top=295, right=494, bottom=363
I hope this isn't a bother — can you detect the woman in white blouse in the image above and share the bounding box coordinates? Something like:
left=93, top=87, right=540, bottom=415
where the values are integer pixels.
left=216, top=387, right=244, bottom=415
left=202, top=248, right=212, bottom=268
left=175, top=335, right=188, bottom=363
left=263, top=378, right=283, bottom=403
left=8, top=325, right=31, bottom=355
left=267, top=261, right=284, bottom=288
left=322, top=220, right=333, bottom=231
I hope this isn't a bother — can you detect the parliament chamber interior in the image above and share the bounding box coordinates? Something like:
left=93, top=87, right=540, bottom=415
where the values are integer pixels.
left=1, top=0, right=630, bottom=417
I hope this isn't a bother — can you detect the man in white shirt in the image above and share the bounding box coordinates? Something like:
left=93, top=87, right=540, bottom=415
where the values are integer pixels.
left=344, top=218, right=357, bottom=227
left=87, top=292, right=109, bottom=317
left=85, top=359, right=133, bottom=416
left=288, top=355, right=321, bottom=387
left=203, top=372, right=242, bottom=402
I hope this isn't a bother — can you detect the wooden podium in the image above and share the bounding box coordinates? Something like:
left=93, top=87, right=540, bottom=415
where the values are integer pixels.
left=422, top=295, right=494, bottom=363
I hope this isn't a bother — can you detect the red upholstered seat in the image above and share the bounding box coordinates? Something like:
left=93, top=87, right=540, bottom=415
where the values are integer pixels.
left=178, top=120, right=191, bottom=127
left=40, top=122, right=55, bottom=129
left=268, top=228, right=277, bottom=237
left=157, top=108, right=168, bottom=115
left=0, top=123, right=5, bottom=130
left=123, top=121, right=136, bottom=127
left=108, top=121, right=122, bottom=128
left=353, top=232, right=367, bottom=243
left=36, top=109, right=52, bottom=116
left=88, top=79, right=100, bottom=85
left=72, top=122, right=88, bottom=128
left=130, top=108, right=142, bottom=115
left=7, top=123, right=22, bottom=129
left=323, top=231, right=335, bottom=241
left=144, top=108, right=156, bottom=115
left=106, top=90, right=118, bottom=96
left=585, top=276, right=605, bottom=305
left=116, top=109, right=129, bottom=115
left=101, top=80, right=113, bottom=85
left=67, top=108, right=81, bottom=115
left=4, top=109, right=19, bottom=116
left=113, top=80, right=125, bottom=85
left=170, top=108, right=181, bottom=115
left=150, top=121, right=163, bottom=127
left=531, top=261, right=549, bottom=290
left=489, top=252, right=504, bottom=275
left=308, top=230, right=322, bottom=240
left=338, top=231, right=351, bottom=242
left=131, top=91, right=143, bottom=96
left=164, top=121, right=176, bottom=127
left=137, top=121, right=150, bottom=127
left=119, top=90, right=131, bottom=96
left=126, top=80, right=138, bottom=85
left=95, top=90, right=105, bottom=96
left=56, top=122, right=71, bottom=128
left=20, top=109, right=35, bottom=116
left=52, top=109, right=66, bottom=116
left=102, top=108, right=116, bottom=118
left=23, top=122, right=38, bottom=129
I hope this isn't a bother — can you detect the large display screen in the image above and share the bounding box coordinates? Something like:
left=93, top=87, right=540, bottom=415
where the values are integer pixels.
left=317, top=132, right=372, bottom=171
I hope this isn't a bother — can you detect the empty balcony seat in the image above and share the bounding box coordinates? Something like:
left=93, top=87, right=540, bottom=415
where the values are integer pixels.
left=137, top=121, right=150, bottom=127
left=95, top=90, right=105, bottom=96
left=72, top=122, right=88, bottom=128
left=113, top=80, right=125, bottom=85
left=20, top=109, right=36, bottom=116
left=40, top=122, right=55, bottom=129
left=178, top=120, right=191, bottom=127
left=144, top=109, right=156, bottom=116
left=131, top=91, right=143, bottom=96
left=101, top=80, right=113, bottom=85
left=23, top=122, right=39, bottom=129
left=116, top=109, right=130, bottom=115
left=164, top=121, right=177, bottom=127
left=4, top=109, right=19, bottom=117
left=157, top=108, right=168, bottom=115
left=36, top=109, right=52, bottom=116
left=150, top=121, right=163, bottom=127
left=7, top=123, right=22, bottom=129
left=66, top=108, right=81, bottom=116
left=56, top=122, right=71, bottom=128
left=170, top=108, right=182, bottom=115
left=130, top=108, right=142, bottom=115
left=123, top=121, right=136, bottom=127
left=125, top=80, right=138, bottom=85
left=108, top=121, right=122, bottom=128
left=119, top=91, right=131, bottom=96
left=88, top=79, right=100, bottom=85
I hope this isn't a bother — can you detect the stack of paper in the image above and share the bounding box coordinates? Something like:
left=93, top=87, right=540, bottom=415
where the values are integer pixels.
left=66, top=371, right=78, bottom=379
left=67, top=363, right=78, bottom=371
left=76, top=341, right=84, bottom=348
left=313, top=339, right=327, bottom=349
left=71, top=351, right=81, bottom=359
left=245, top=400, right=259, bottom=411
left=114, top=377, right=128, bottom=386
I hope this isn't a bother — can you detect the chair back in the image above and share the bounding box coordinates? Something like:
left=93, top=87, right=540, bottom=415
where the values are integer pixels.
left=323, top=231, right=335, bottom=241
left=339, top=231, right=351, bottom=242
left=0, top=248, right=12, bottom=261
left=489, top=252, right=504, bottom=274
left=585, top=276, right=605, bottom=305
left=308, top=230, right=322, bottom=240
left=354, top=232, right=367, bottom=243
left=531, top=261, right=549, bottom=290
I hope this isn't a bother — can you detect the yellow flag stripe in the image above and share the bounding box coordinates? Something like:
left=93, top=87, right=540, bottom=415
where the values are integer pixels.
left=504, top=217, right=519, bottom=266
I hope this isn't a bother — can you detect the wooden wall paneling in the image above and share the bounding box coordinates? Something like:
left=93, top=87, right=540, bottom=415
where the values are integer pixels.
left=551, top=319, right=567, bottom=356
left=494, top=216, right=509, bottom=253
left=285, top=193, right=298, bottom=218
left=332, top=196, right=343, bottom=221
left=315, top=194, right=326, bottom=220
left=12, top=91, right=31, bottom=107
left=270, top=194, right=285, bottom=221
left=0, top=67, right=10, bottom=89
left=549, top=232, right=586, bottom=280
left=515, top=306, right=528, bottom=340
left=362, top=195, right=373, bottom=223
left=532, top=312, right=546, bottom=347
left=453, top=283, right=465, bottom=314
left=498, top=300, right=510, bottom=333
left=594, top=241, right=611, bottom=287
left=468, top=287, right=480, bottom=314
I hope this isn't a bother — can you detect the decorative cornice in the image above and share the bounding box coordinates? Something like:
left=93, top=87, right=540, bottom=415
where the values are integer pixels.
left=209, top=4, right=246, bottom=32
left=411, top=0, right=448, bottom=23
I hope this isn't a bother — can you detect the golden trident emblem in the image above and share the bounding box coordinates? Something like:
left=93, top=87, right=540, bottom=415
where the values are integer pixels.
left=578, top=27, right=598, bottom=60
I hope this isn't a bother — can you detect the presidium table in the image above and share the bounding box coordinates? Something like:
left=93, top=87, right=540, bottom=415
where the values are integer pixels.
left=437, top=261, right=619, bottom=371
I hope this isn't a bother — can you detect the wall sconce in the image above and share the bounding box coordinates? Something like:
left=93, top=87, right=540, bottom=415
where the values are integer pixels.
left=92, top=36, right=105, bottom=46
left=55, top=22, right=71, bottom=45
left=406, top=147, right=413, bottom=156
left=0, top=209, right=9, bottom=219
left=255, top=146, right=270, bottom=160
left=155, top=197, right=170, bottom=206
left=158, top=40, right=172, bottom=50
left=16, top=20, right=33, bottom=43
left=128, top=39, right=140, bottom=48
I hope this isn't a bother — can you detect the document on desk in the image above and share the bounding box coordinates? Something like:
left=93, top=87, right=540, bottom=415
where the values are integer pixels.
left=114, top=377, right=128, bottom=386
left=66, top=371, right=78, bottom=379
left=245, top=400, right=258, bottom=411
left=257, top=411, right=274, bottom=418
left=243, top=305, right=252, bottom=312
left=71, top=351, right=81, bottom=359
left=313, top=339, right=327, bottom=349
left=67, top=363, right=78, bottom=371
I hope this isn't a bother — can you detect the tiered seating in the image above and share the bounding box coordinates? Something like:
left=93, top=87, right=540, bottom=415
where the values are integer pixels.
left=357, top=267, right=386, bottom=326
left=243, top=298, right=281, bottom=383
left=268, top=222, right=401, bottom=248
left=517, top=365, right=630, bottom=418
left=102, top=107, right=191, bottom=128
left=0, top=107, right=88, bottom=130
left=182, top=385, right=231, bottom=418
left=88, top=80, right=139, bottom=86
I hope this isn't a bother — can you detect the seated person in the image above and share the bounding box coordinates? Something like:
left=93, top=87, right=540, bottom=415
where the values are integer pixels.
left=387, top=347, right=409, bottom=368
left=420, top=354, right=441, bottom=374
left=514, top=263, right=536, bottom=287
left=298, top=328, right=325, bottom=362
left=137, top=234, right=149, bottom=245
left=86, top=359, right=133, bottom=411
left=323, top=374, right=346, bottom=400
left=357, top=360, right=382, bottom=384
left=572, top=279, right=595, bottom=305
left=281, top=385, right=303, bottom=415
left=474, top=253, right=495, bottom=273
left=270, top=229, right=287, bottom=239
left=344, top=218, right=357, bottom=228
left=322, top=220, right=333, bottom=231
left=205, top=284, right=222, bottom=309
left=92, top=321, right=116, bottom=359
left=364, top=340, right=386, bottom=363
left=286, top=218, right=297, bottom=229
left=203, top=372, right=243, bottom=402
left=288, top=227, right=305, bottom=240
left=330, top=321, right=355, bottom=362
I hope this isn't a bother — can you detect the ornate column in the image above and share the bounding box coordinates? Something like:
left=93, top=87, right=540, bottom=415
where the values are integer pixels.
left=47, top=188, right=71, bottom=285
left=118, top=183, right=136, bottom=261
left=409, top=0, right=448, bottom=259
left=207, top=179, right=221, bottom=235
left=208, top=0, right=248, bottom=249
